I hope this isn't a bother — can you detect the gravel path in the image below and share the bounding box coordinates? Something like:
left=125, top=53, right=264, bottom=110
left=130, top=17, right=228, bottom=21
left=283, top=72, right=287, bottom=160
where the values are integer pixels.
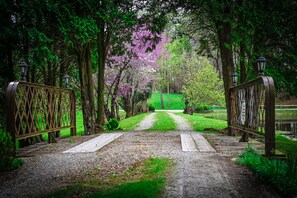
left=0, top=113, right=285, bottom=198
left=168, top=112, right=192, bottom=131
left=134, top=113, right=156, bottom=131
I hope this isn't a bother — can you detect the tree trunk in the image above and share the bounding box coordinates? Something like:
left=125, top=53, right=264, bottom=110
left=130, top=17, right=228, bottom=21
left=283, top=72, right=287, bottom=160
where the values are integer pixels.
left=115, top=101, right=121, bottom=121
left=160, top=88, right=164, bottom=109
left=110, top=68, right=123, bottom=119
left=96, top=19, right=107, bottom=131
left=167, top=82, right=170, bottom=109
left=122, top=96, right=133, bottom=118
left=78, top=44, right=96, bottom=135
left=239, top=43, right=247, bottom=83
left=216, top=20, right=235, bottom=136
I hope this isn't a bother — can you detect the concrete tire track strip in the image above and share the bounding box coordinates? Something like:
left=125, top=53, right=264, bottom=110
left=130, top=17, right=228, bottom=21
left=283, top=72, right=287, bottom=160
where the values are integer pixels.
left=168, top=112, right=215, bottom=152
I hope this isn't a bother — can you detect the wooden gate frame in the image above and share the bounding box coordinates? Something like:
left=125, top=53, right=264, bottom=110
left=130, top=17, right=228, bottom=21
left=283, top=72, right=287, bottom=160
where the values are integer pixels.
left=228, top=76, right=275, bottom=157
left=6, top=81, right=76, bottom=148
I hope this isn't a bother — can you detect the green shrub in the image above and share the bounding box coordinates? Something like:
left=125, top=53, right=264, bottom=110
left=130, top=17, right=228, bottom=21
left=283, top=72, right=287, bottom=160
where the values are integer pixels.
left=0, top=130, right=23, bottom=171
left=237, top=146, right=297, bottom=196
left=104, top=118, right=119, bottom=130
left=195, top=105, right=212, bottom=111
left=148, top=103, right=155, bottom=112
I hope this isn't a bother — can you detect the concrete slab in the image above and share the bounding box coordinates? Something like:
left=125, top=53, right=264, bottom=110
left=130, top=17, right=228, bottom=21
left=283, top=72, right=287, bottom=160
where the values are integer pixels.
left=63, top=133, right=123, bottom=153
left=192, top=134, right=216, bottom=153
left=180, top=134, right=198, bottom=151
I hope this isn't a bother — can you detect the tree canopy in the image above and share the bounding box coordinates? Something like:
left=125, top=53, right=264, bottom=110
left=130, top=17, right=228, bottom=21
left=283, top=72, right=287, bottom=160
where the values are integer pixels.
left=1, top=0, right=297, bottom=133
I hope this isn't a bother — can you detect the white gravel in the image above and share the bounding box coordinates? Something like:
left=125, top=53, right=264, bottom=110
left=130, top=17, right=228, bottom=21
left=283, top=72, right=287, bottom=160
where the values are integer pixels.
left=134, top=113, right=156, bottom=131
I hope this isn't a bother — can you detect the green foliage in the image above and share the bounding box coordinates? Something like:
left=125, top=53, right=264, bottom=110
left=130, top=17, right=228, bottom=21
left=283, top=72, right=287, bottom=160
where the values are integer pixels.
left=149, top=112, right=176, bottom=131
left=118, top=113, right=149, bottom=131
left=237, top=146, right=297, bottom=196
left=148, top=93, right=185, bottom=110
left=104, top=118, right=119, bottom=130
left=60, top=16, right=98, bottom=49
left=0, top=130, right=23, bottom=171
left=181, top=56, right=225, bottom=108
left=195, top=105, right=212, bottom=111
left=148, top=104, right=155, bottom=112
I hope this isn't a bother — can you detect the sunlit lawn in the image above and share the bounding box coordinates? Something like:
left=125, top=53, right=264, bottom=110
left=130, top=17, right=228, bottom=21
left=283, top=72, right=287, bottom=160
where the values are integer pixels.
left=148, top=93, right=185, bottom=110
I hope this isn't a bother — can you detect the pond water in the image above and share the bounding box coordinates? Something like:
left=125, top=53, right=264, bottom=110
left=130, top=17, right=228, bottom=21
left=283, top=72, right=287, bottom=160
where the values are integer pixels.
left=205, top=106, right=297, bottom=138
left=275, top=119, right=297, bottom=137
left=275, top=107, right=297, bottom=138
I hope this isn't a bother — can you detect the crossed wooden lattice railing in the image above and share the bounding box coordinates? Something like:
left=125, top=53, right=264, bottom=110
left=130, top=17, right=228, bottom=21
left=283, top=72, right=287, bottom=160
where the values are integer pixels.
left=6, top=81, right=76, bottom=148
left=229, top=76, right=275, bottom=157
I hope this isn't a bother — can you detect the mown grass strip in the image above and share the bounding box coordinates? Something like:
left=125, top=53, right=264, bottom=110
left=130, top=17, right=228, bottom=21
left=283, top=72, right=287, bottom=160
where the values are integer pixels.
left=178, top=113, right=227, bottom=134
left=118, top=113, right=149, bottom=131
left=148, top=112, right=176, bottom=131
left=45, top=158, right=172, bottom=198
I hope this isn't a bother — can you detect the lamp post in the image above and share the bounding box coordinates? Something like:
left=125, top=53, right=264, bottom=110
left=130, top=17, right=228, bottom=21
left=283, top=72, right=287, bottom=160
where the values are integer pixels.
left=256, top=56, right=267, bottom=76
left=19, top=59, right=30, bottom=81
left=231, top=72, right=238, bottom=86
left=63, top=73, right=70, bottom=88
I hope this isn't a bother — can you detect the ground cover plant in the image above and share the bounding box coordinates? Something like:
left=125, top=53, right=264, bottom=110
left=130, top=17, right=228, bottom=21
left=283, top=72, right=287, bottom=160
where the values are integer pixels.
left=148, top=93, right=185, bottom=110
left=0, top=130, right=23, bottom=171
left=148, top=112, right=176, bottom=131
left=45, top=158, right=172, bottom=198
left=104, top=118, right=119, bottom=130
left=237, top=146, right=297, bottom=197
left=178, top=113, right=227, bottom=134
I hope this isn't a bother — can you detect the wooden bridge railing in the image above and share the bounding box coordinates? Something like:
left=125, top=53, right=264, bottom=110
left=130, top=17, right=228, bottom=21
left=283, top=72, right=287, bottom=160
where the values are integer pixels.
left=6, top=81, right=76, bottom=148
left=228, top=76, right=275, bottom=157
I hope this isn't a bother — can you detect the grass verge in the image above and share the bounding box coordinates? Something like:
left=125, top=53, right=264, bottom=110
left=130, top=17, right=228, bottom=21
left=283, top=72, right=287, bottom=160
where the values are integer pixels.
left=237, top=146, right=297, bottom=197
left=178, top=113, right=227, bottom=134
left=45, top=158, right=172, bottom=198
left=148, top=93, right=184, bottom=110
left=149, top=112, right=176, bottom=131
left=276, top=135, right=297, bottom=156
left=118, top=113, right=149, bottom=131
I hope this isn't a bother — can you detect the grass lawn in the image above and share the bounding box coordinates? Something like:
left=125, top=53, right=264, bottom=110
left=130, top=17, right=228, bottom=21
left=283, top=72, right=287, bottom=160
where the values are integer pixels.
left=45, top=158, right=172, bottom=198
left=198, top=110, right=227, bottom=121
left=178, top=113, right=227, bottom=134
left=118, top=113, right=149, bottom=131
left=148, top=112, right=176, bottom=131
left=276, top=135, right=297, bottom=156
left=148, top=93, right=185, bottom=110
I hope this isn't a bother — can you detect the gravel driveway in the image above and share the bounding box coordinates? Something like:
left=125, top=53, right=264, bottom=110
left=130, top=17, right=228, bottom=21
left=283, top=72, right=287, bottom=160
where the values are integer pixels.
left=0, top=112, right=284, bottom=198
